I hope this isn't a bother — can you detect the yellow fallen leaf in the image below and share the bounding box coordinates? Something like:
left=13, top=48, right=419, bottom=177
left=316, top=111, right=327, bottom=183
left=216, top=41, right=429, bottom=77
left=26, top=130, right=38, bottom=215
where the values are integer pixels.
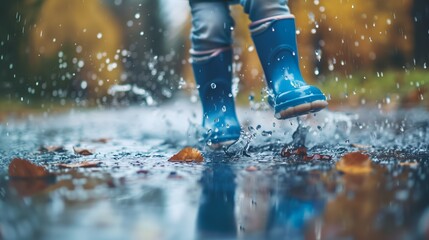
left=8, top=158, right=52, bottom=178
left=336, top=152, right=372, bottom=174
left=168, top=147, right=204, bottom=163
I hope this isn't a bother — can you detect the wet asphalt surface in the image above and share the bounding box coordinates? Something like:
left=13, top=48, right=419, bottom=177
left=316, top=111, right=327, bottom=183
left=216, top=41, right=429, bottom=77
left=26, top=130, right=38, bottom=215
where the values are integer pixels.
left=1, top=99, right=429, bottom=240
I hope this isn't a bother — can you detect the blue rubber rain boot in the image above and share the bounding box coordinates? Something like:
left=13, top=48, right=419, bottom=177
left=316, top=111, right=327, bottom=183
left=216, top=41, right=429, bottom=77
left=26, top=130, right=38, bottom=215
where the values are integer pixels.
left=191, top=48, right=241, bottom=147
left=251, top=16, right=328, bottom=119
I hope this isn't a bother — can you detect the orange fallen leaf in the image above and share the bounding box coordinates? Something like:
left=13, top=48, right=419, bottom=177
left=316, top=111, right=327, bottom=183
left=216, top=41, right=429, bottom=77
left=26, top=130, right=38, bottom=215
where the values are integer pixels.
left=73, top=147, right=94, bottom=156
left=8, top=158, right=52, bottom=178
left=57, top=161, right=100, bottom=169
left=336, top=152, right=372, bottom=174
left=39, top=145, right=66, bottom=153
left=168, top=147, right=204, bottom=163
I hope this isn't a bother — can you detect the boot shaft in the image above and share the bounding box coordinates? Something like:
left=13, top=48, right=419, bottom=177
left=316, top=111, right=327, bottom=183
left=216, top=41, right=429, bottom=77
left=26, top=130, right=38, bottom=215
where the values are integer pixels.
left=191, top=48, right=241, bottom=145
left=251, top=17, right=305, bottom=96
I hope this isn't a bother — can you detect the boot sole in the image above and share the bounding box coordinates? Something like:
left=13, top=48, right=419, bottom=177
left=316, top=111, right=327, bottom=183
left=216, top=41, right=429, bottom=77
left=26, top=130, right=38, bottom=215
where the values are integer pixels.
left=275, top=100, right=328, bottom=119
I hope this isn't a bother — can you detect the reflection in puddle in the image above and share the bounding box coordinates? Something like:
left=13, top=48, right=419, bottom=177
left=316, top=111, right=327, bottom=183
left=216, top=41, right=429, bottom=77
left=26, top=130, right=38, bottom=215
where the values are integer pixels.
left=0, top=106, right=429, bottom=239
left=196, top=164, right=326, bottom=239
left=1, top=153, right=429, bottom=239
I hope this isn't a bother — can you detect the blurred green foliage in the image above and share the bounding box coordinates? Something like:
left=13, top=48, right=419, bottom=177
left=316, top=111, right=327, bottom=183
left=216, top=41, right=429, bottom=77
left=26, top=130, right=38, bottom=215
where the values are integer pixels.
left=320, top=69, right=428, bottom=108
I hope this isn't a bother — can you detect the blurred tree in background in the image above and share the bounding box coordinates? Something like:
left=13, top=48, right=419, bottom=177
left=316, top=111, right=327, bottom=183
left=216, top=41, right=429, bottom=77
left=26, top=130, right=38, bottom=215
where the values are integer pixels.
left=0, top=0, right=184, bottom=106
left=0, top=0, right=427, bottom=109
left=1, top=0, right=124, bottom=103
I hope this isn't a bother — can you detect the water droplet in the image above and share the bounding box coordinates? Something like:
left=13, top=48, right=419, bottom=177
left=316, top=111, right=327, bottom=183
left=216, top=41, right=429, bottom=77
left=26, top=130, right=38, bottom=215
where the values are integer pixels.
left=314, top=68, right=320, bottom=76
left=77, top=60, right=85, bottom=68
left=81, top=81, right=87, bottom=89
left=211, top=83, right=216, bottom=89
left=328, top=63, right=334, bottom=71
left=222, top=106, right=226, bottom=112
left=97, top=33, right=103, bottom=39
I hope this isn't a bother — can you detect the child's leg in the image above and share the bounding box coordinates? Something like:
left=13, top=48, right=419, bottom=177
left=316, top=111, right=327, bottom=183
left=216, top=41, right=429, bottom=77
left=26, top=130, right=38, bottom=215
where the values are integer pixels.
left=240, top=0, right=290, bottom=22
left=190, top=1, right=234, bottom=52
left=241, top=0, right=328, bottom=119
left=189, top=2, right=241, bottom=147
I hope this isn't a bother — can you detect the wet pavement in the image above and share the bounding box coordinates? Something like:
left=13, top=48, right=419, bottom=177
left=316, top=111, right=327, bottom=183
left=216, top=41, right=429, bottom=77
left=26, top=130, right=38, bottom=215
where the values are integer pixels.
left=1, top=98, right=429, bottom=240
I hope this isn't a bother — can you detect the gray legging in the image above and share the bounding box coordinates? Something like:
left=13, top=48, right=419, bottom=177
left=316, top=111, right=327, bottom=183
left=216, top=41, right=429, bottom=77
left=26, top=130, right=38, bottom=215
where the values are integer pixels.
left=190, top=0, right=290, bottom=52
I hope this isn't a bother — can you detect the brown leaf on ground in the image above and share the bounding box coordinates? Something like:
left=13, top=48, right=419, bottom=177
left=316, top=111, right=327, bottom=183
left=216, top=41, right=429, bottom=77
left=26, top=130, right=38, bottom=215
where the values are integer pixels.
left=92, top=138, right=111, bottom=143
left=304, top=154, right=333, bottom=161
left=168, top=147, right=204, bottom=163
left=39, top=145, right=66, bottom=153
left=336, top=152, right=372, bottom=174
left=73, top=147, right=94, bottom=156
left=57, top=161, right=100, bottom=169
left=8, top=158, right=52, bottom=178
left=281, top=146, right=332, bottom=161
left=281, top=146, right=307, bottom=157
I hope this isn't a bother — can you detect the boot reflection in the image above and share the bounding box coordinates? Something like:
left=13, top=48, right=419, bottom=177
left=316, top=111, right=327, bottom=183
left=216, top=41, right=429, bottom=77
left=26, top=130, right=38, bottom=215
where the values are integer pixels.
left=236, top=170, right=325, bottom=239
left=196, top=166, right=326, bottom=239
left=197, top=164, right=237, bottom=238
left=235, top=170, right=271, bottom=239
left=267, top=171, right=326, bottom=239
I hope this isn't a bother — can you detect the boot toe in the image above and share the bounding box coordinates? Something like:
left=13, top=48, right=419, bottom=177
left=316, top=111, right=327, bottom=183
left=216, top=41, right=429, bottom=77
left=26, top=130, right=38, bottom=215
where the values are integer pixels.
left=203, top=119, right=241, bottom=147
left=273, top=85, right=328, bottom=119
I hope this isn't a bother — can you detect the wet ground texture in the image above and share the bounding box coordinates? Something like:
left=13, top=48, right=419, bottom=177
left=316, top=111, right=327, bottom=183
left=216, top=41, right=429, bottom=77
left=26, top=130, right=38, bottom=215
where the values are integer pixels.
left=1, top=100, right=429, bottom=240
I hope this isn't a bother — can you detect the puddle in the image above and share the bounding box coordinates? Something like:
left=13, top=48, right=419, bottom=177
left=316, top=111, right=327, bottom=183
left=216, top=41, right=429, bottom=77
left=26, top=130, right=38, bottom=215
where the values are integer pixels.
left=0, top=100, right=429, bottom=239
